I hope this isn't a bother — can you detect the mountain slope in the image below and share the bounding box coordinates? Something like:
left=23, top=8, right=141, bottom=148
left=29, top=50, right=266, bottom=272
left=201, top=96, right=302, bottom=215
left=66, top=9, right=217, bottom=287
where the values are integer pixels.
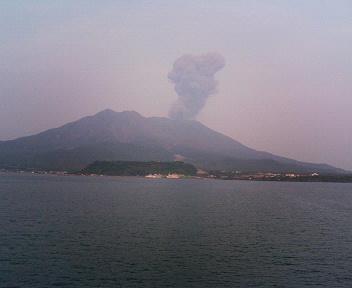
left=0, top=109, right=346, bottom=173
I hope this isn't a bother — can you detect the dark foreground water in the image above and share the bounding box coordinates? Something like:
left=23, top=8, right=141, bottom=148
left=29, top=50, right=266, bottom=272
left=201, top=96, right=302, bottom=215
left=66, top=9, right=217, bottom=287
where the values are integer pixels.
left=1, top=174, right=352, bottom=287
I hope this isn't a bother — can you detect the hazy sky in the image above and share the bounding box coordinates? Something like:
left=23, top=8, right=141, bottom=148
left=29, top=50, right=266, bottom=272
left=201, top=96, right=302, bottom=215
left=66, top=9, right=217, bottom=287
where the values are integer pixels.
left=1, top=0, right=351, bottom=170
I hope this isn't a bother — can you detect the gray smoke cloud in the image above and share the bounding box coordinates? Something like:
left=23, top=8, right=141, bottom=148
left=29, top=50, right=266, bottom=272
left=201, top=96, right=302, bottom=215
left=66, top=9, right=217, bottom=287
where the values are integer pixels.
left=168, top=52, right=225, bottom=120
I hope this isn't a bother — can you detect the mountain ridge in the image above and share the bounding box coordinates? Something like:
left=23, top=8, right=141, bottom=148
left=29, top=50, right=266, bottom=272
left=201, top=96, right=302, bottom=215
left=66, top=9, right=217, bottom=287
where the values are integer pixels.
left=0, top=109, right=346, bottom=174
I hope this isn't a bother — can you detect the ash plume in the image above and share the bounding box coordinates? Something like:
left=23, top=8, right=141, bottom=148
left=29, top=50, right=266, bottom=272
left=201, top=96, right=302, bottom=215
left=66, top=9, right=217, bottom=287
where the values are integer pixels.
left=168, top=52, right=225, bottom=120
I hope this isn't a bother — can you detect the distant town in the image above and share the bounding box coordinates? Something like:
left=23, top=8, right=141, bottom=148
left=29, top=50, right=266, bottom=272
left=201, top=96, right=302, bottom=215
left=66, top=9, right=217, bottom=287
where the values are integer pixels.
left=204, top=170, right=352, bottom=183
left=1, top=160, right=352, bottom=183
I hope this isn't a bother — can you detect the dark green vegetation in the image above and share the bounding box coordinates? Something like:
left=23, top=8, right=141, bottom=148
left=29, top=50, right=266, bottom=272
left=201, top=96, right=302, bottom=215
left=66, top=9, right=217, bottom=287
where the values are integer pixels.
left=0, top=109, right=347, bottom=174
left=81, top=161, right=197, bottom=176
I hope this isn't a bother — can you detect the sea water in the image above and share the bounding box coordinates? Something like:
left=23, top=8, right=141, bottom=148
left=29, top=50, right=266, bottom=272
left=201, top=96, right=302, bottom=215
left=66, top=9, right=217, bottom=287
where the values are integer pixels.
left=1, top=173, right=352, bottom=287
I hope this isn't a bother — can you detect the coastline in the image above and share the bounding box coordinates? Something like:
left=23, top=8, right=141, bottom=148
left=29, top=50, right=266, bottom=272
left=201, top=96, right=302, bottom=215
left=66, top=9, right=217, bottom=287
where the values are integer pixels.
left=1, top=170, right=352, bottom=184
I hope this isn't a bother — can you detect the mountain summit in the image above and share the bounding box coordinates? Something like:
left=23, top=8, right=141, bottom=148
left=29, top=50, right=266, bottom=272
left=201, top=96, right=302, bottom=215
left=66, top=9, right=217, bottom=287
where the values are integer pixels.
left=0, top=110, right=345, bottom=173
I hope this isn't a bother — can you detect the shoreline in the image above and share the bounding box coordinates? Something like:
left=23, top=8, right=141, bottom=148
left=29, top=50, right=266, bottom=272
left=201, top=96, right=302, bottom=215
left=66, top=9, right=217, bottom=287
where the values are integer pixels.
left=1, top=170, right=352, bottom=184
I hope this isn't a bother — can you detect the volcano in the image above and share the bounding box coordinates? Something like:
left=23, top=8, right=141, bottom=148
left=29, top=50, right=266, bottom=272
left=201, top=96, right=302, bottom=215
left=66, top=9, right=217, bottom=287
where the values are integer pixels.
left=0, top=109, right=346, bottom=173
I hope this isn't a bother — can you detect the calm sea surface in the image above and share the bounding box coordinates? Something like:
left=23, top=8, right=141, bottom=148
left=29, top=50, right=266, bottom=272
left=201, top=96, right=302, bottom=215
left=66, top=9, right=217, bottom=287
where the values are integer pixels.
left=1, top=173, right=352, bottom=287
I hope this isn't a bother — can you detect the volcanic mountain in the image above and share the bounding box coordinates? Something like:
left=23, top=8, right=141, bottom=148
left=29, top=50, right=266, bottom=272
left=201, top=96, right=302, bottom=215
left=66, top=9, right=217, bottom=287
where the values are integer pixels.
left=0, top=109, right=345, bottom=173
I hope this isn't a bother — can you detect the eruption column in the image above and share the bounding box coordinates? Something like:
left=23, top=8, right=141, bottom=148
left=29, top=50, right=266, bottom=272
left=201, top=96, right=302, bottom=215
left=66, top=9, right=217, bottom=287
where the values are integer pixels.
left=168, top=53, right=225, bottom=120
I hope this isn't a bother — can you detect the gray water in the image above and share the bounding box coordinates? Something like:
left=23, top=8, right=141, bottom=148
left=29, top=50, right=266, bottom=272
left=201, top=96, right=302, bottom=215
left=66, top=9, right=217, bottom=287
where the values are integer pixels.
left=1, top=173, right=352, bottom=287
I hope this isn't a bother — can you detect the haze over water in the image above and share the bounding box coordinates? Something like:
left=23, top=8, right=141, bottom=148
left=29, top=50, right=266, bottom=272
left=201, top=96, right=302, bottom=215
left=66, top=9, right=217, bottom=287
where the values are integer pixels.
left=1, top=174, right=352, bottom=287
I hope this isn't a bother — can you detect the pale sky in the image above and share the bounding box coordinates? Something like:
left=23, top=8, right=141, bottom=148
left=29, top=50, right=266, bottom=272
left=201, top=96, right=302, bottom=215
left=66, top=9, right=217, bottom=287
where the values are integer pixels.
left=1, top=0, right=352, bottom=170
